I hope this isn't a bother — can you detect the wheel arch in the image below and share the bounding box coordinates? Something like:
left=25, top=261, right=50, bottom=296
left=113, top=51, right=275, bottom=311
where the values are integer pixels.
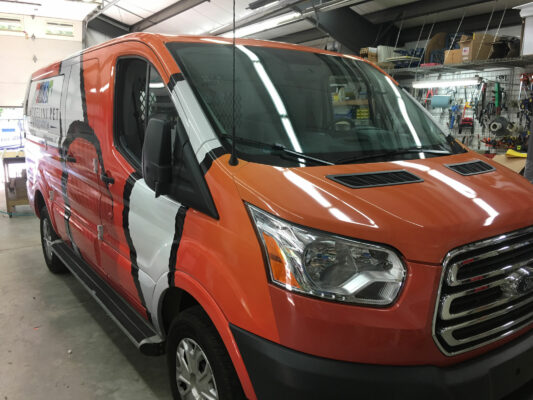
left=156, top=271, right=257, bottom=400
left=34, top=189, right=46, bottom=218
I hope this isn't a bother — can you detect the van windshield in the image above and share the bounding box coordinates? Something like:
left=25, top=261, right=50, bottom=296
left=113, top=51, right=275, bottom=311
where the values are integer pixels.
left=167, top=42, right=465, bottom=167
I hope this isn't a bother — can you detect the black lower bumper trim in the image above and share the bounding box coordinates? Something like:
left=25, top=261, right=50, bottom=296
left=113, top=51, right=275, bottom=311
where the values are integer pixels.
left=231, top=325, right=533, bottom=400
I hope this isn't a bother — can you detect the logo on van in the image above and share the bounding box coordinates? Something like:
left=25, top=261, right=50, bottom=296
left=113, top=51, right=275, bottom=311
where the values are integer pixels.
left=35, top=80, right=54, bottom=104
left=502, top=267, right=533, bottom=297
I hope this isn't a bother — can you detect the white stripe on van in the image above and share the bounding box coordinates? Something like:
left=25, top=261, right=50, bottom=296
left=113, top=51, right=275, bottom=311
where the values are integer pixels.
left=127, top=178, right=182, bottom=316
left=170, top=80, right=221, bottom=163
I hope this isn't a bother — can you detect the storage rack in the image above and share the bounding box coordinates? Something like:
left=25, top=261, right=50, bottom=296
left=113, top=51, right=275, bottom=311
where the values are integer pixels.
left=385, top=55, right=533, bottom=78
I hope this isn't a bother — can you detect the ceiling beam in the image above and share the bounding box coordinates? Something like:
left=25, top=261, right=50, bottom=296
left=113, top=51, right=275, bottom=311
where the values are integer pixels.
left=399, top=9, right=521, bottom=44
left=209, top=0, right=369, bottom=36
left=85, top=0, right=123, bottom=24
left=88, top=14, right=129, bottom=35
left=272, top=28, right=327, bottom=44
left=305, top=7, right=381, bottom=54
left=131, top=0, right=208, bottom=32
left=364, top=0, right=494, bottom=25
left=209, top=0, right=306, bottom=36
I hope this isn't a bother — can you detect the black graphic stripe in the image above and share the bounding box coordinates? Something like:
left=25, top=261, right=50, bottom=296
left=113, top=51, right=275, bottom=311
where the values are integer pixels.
left=79, top=60, right=88, bottom=124
left=168, top=205, right=188, bottom=287
left=167, top=73, right=185, bottom=92
left=122, top=172, right=151, bottom=320
left=59, top=60, right=113, bottom=256
left=200, top=146, right=227, bottom=175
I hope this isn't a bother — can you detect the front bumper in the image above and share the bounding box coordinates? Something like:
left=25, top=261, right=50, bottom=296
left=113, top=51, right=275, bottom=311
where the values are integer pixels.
left=231, top=325, right=533, bottom=400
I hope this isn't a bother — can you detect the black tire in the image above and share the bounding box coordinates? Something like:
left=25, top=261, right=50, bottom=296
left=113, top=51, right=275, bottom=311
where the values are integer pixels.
left=167, top=306, right=245, bottom=400
left=39, top=206, right=69, bottom=274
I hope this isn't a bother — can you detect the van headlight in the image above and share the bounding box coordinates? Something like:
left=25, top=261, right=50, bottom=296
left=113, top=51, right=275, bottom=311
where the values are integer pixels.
left=247, top=204, right=406, bottom=306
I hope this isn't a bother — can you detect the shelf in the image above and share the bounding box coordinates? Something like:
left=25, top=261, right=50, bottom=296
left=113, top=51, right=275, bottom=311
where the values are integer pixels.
left=384, top=55, right=533, bottom=78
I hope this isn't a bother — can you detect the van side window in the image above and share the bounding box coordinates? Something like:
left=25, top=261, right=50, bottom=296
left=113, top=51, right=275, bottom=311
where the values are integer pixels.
left=147, top=66, right=178, bottom=134
left=115, top=59, right=177, bottom=169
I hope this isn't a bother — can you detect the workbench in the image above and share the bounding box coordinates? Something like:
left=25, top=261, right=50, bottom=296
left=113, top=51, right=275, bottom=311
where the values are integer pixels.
left=2, top=149, right=29, bottom=217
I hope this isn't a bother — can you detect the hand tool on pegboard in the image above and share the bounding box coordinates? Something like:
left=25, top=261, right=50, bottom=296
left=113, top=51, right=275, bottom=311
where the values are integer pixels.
left=518, top=73, right=532, bottom=101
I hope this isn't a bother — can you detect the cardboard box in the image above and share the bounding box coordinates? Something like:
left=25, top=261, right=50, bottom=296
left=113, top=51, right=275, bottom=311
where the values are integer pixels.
left=492, top=154, right=526, bottom=174
left=444, top=49, right=462, bottom=64
left=360, top=47, right=378, bottom=62
left=459, top=33, right=495, bottom=62
left=424, top=32, right=446, bottom=63
left=377, top=45, right=396, bottom=63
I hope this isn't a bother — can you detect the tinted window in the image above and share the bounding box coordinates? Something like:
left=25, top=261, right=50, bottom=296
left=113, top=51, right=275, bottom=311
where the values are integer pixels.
left=115, top=59, right=177, bottom=168
left=167, top=42, right=465, bottom=167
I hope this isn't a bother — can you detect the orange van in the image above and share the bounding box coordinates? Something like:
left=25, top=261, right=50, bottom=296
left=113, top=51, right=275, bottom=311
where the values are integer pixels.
left=24, top=32, right=533, bottom=399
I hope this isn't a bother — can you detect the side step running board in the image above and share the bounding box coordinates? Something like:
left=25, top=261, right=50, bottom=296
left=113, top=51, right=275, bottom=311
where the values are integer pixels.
left=52, top=241, right=165, bottom=356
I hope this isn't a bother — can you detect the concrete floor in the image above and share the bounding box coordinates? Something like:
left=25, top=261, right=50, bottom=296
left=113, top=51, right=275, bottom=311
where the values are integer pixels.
left=1, top=204, right=533, bottom=400
left=0, top=214, right=170, bottom=400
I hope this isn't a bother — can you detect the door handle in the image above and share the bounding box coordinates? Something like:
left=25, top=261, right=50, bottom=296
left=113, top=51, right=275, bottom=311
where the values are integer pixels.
left=101, top=172, right=115, bottom=185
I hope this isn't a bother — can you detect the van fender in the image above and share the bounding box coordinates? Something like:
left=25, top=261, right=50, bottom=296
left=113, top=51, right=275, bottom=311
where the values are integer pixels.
left=153, top=270, right=257, bottom=400
left=36, top=179, right=62, bottom=236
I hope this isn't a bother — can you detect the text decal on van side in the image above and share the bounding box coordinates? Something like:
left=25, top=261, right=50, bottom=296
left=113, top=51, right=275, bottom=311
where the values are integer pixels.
left=26, top=75, right=64, bottom=145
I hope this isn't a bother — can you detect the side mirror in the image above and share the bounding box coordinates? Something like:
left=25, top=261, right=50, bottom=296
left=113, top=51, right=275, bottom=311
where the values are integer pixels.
left=142, top=118, right=172, bottom=197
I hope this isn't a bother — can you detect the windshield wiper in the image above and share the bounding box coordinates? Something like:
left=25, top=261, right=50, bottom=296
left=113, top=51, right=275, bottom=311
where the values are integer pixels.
left=336, top=148, right=452, bottom=164
left=220, top=134, right=333, bottom=166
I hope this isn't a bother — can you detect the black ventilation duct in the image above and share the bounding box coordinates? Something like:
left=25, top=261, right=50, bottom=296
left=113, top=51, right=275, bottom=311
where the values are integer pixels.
left=327, top=170, right=423, bottom=189
left=445, top=160, right=495, bottom=176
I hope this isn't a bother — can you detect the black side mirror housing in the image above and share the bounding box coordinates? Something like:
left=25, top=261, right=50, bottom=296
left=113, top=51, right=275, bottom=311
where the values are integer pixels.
left=142, top=118, right=172, bottom=197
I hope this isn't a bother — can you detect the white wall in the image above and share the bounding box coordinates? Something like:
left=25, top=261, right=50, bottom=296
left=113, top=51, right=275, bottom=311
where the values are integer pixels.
left=0, top=13, right=82, bottom=106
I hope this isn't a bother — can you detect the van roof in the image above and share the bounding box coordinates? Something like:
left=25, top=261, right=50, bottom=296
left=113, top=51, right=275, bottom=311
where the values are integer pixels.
left=31, top=32, right=393, bottom=83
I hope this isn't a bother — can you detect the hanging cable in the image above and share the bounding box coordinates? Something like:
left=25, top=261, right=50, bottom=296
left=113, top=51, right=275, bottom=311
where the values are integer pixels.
left=494, top=3, right=508, bottom=43
left=449, top=10, right=465, bottom=53
left=476, top=1, right=495, bottom=60
left=408, top=20, right=425, bottom=69
left=229, top=0, right=239, bottom=166
left=393, top=17, right=404, bottom=50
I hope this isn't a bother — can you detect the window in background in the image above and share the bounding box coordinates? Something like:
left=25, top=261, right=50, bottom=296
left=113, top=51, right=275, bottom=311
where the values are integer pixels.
left=45, top=22, right=74, bottom=37
left=0, top=17, right=23, bottom=32
left=0, top=107, right=24, bottom=150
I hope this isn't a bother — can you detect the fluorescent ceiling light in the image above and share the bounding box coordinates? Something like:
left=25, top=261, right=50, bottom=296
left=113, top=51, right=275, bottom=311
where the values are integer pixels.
left=248, top=0, right=278, bottom=10
left=412, top=78, right=480, bottom=89
left=220, top=11, right=300, bottom=38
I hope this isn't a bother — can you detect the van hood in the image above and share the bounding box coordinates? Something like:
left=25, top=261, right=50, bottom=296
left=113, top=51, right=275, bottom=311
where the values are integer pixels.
left=231, top=152, right=533, bottom=264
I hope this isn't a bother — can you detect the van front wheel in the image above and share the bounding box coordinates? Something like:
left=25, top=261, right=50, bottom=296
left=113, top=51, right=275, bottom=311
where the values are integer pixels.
left=39, top=206, right=68, bottom=274
left=167, top=306, right=245, bottom=400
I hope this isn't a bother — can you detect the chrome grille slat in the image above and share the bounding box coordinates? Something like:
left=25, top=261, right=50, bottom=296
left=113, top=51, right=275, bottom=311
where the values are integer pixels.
left=440, top=294, right=533, bottom=337
left=440, top=306, right=533, bottom=347
left=447, top=241, right=533, bottom=286
left=440, top=279, right=506, bottom=320
left=433, top=226, right=533, bottom=356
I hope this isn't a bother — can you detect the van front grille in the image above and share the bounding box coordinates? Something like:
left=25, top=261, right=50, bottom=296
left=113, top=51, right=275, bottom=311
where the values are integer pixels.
left=433, top=226, right=533, bottom=355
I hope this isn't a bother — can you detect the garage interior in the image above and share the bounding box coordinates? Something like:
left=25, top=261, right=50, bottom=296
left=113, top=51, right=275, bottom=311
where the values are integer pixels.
left=1, top=0, right=533, bottom=399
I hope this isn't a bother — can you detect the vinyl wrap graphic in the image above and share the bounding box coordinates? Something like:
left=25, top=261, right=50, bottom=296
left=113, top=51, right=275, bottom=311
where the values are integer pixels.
left=59, top=58, right=110, bottom=257
left=41, top=58, right=223, bottom=323
left=200, top=146, right=227, bottom=175
left=170, top=78, right=227, bottom=173
left=168, top=205, right=188, bottom=287
left=122, top=171, right=148, bottom=318
left=122, top=173, right=188, bottom=319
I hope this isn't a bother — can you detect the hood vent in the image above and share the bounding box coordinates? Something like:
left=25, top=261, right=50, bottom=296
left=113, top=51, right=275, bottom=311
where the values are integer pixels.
left=327, top=170, right=423, bottom=189
left=446, top=160, right=495, bottom=176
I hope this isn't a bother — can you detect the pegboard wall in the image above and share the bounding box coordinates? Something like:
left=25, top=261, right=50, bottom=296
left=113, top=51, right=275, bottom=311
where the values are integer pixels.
left=397, top=66, right=533, bottom=153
